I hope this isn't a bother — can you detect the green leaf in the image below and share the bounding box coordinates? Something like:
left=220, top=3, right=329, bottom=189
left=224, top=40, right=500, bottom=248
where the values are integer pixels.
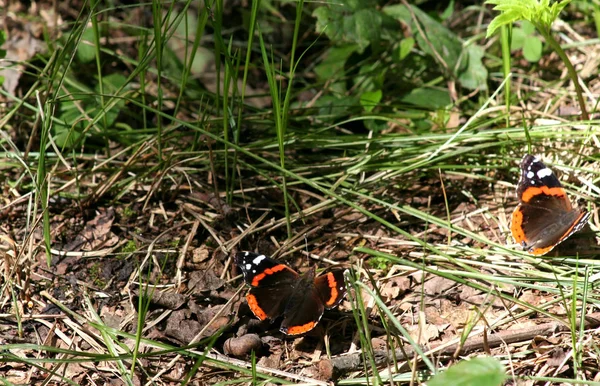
left=357, top=62, right=386, bottom=92
left=314, top=45, right=358, bottom=94
left=348, top=9, right=382, bottom=51
left=313, top=95, right=359, bottom=117
left=510, top=27, right=526, bottom=50
left=427, top=357, right=506, bottom=386
left=384, top=4, right=465, bottom=74
left=521, top=20, right=536, bottom=35
left=394, top=37, right=415, bottom=62
left=440, top=0, right=455, bottom=21
left=523, top=36, right=542, bottom=61
left=400, top=88, right=451, bottom=110
left=0, top=30, right=6, bottom=58
left=77, top=27, right=97, bottom=64
left=486, top=0, right=571, bottom=36
left=315, top=45, right=358, bottom=82
left=360, top=90, right=382, bottom=112
left=313, top=4, right=382, bottom=52
left=95, top=73, right=128, bottom=128
left=458, top=44, right=488, bottom=90
left=364, top=119, right=388, bottom=132
left=486, top=10, right=522, bottom=37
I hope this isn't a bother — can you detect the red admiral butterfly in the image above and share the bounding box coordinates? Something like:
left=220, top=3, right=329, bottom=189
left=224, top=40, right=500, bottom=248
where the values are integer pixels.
left=511, top=154, right=590, bottom=255
left=235, top=252, right=347, bottom=335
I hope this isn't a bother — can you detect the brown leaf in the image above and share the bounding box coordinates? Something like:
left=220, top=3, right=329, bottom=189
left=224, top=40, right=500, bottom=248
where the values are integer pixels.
left=406, top=323, right=441, bottom=344
left=188, top=270, right=225, bottom=293
left=423, top=276, right=456, bottom=295
left=135, top=289, right=187, bottom=310
left=381, top=276, right=410, bottom=300
left=0, top=16, right=46, bottom=96
left=65, top=208, right=117, bottom=251
left=163, top=309, right=202, bottom=343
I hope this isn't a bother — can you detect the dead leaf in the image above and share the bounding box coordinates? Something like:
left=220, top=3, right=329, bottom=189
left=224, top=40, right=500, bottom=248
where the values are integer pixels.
left=65, top=208, right=117, bottom=251
left=423, top=276, right=456, bottom=295
left=192, top=245, right=211, bottom=263
left=546, top=348, right=568, bottom=369
left=0, top=15, right=46, bottom=96
left=188, top=270, right=225, bottom=293
left=381, top=276, right=410, bottom=300
left=134, top=288, right=187, bottom=310
left=406, top=323, right=441, bottom=344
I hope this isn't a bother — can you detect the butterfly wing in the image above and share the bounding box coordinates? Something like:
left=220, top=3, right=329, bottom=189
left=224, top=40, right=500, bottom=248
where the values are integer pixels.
left=235, top=252, right=299, bottom=321
left=280, top=285, right=325, bottom=335
left=511, top=155, right=589, bottom=255
left=280, top=269, right=347, bottom=335
left=314, top=269, right=347, bottom=309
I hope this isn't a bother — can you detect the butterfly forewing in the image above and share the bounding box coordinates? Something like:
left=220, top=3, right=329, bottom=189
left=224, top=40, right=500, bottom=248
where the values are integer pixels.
left=511, top=154, right=590, bottom=255
left=236, top=252, right=300, bottom=321
left=235, top=252, right=299, bottom=288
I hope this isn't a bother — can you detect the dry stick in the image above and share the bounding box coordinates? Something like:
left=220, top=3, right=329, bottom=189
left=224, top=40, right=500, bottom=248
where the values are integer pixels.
left=175, top=220, right=200, bottom=287
left=205, top=351, right=330, bottom=386
left=225, top=211, right=269, bottom=251
left=322, top=312, right=600, bottom=376
left=92, top=141, right=152, bottom=201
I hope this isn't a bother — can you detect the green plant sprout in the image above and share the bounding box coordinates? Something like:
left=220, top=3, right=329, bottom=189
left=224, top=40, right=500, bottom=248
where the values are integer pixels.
left=486, top=0, right=589, bottom=121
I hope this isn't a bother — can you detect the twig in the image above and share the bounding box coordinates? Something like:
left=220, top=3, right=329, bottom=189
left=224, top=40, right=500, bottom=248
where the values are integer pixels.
left=321, top=312, right=600, bottom=377
left=206, top=351, right=330, bottom=386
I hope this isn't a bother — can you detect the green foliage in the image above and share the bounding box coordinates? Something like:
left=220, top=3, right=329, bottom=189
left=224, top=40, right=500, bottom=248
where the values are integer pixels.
left=393, top=37, right=415, bottom=62
left=53, top=73, right=129, bottom=149
left=427, top=357, right=506, bottom=386
left=313, top=0, right=382, bottom=53
left=310, top=1, right=488, bottom=132
left=360, top=90, right=382, bottom=113
left=122, top=240, right=137, bottom=253
left=486, top=0, right=571, bottom=37
left=459, top=45, right=488, bottom=90
left=485, top=0, right=588, bottom=120
left=400, top=88, right=451, bottom=110
left=384, top=4, right=488, bottom=90
left=510, top=21, right=543, bottom=62
left=77, top=27, right=97, bottom=64
left=369, top=256, right=392, bottom=271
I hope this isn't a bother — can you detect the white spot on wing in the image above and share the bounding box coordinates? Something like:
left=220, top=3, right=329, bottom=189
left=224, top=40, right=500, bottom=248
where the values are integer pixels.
left=252, top=255, right=266, bottom=265
left=526, top=171, right=534, bottom=179
left=245, top=264, right=252, bottom=270
left=537, top=168, right=552, bottom=178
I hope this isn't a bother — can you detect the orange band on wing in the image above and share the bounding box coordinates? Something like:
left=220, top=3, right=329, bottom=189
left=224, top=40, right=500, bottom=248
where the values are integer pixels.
left=246, top=294, right=267, bottom=320
left=285, top=321, right=316, bottom=335
left=511, top=208, right=526, bottom=244
left=251, top=264, right=288, bottom=287
left=530, top=245, right=555, bottom=256
left=521, top=186, right=566, bottom=203
left=324, top=272, right=340, bottom=307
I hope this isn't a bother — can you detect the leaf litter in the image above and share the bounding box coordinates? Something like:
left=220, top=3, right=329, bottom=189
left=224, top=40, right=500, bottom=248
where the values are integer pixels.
left=1, top=2, right=600, bottom=386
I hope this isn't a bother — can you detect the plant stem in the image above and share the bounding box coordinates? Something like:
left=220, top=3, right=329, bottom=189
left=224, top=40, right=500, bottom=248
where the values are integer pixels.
left=540, top=28, right=589, bottom=121
left=500, top=25, right=511, bottom=127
